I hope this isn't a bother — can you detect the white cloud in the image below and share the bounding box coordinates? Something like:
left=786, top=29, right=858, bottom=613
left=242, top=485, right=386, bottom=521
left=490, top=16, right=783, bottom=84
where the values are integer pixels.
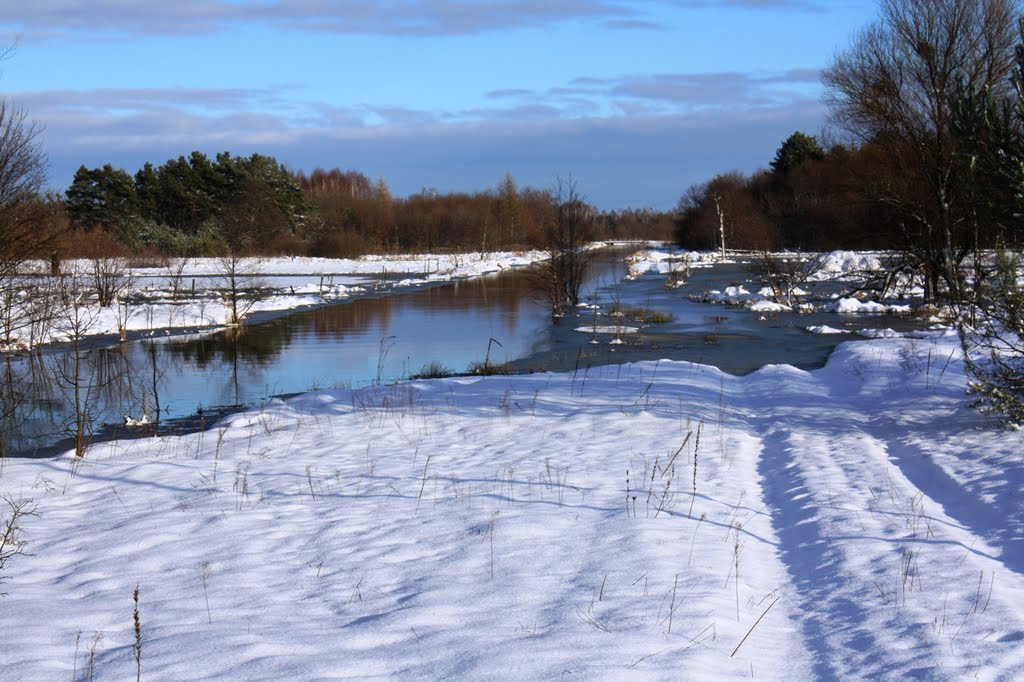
left=6, top=0, right=839, bottom=40
left=6, top=0, right=646, bottom=39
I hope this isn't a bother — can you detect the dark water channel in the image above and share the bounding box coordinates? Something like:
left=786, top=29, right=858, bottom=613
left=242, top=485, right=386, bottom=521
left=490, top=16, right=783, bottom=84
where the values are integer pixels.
left=523, top=258, right=924, bottom=376
left=3, top=252, right=920, bottom=457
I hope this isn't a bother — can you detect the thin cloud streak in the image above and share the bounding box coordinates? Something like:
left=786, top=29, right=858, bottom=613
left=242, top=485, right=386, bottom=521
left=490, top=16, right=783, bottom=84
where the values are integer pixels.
left=490, top=69, right=822, bottom=115
left=7, top=0, right=838, bottom=40
left=605, top=71, right=822, bottom=108
left=18, top=63, right=820, bottom=130
left=669, top=0, right=829, bottom=9
left=8, top=0, right=648, bottom=39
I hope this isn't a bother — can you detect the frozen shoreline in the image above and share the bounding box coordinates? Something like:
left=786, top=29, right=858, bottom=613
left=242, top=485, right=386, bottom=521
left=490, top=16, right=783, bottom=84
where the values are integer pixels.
left=4, top=250, right=551, bottom=349
left=5, top=245, right=947, bottom=351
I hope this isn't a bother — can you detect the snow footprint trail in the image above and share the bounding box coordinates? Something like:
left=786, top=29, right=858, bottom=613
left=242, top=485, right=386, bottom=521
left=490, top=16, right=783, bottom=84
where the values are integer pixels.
left=745, top=347, right=1024, bottom=680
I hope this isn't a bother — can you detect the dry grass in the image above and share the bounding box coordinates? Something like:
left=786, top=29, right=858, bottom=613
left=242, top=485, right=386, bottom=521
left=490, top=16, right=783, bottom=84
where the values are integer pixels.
left=409, top=361, right=455, bottom=380
left=610, top=304, right=674, bottom=324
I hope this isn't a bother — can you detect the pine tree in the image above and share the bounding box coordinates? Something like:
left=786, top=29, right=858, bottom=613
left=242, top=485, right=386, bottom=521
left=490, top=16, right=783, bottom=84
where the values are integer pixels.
left=769, top=132, right=825, bottom=176
left=953, top=17, right=1024, bottom=424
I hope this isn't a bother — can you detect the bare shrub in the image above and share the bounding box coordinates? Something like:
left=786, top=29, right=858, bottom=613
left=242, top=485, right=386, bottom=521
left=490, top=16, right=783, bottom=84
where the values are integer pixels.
left=747, top=251, right=826, bottom=307
left=0, top=495, right=38, bottom=596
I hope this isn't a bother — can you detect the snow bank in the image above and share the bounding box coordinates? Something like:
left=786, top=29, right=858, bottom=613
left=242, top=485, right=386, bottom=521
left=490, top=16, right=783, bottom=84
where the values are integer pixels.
left=705, top=285, right=792, bottom=311
left=1, top=335, right=1022, bottom=679
left=626, top=247, right=718, bottom=279
left=806, top=325, right=850, bottom=335
left=827, top=297, right=912, bottom=314
left=750, top=299, right=791, bottom=312
left=706, top=285, right=755, bottom=304
left=809, top=250, right=885, bottom=280
left=6, top=251, right=549, bottom=348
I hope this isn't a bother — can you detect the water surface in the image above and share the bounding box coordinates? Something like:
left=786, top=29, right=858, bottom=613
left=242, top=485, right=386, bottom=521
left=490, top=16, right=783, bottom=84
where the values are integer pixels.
left=3, top=253, right=920, bottom=457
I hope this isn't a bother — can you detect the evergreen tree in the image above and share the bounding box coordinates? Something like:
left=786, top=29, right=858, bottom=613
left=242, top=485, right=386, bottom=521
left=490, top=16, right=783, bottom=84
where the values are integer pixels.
left=65, top=164, right=137, bottom=231
left=154, top=155, right=205, bottom=233
left=133, top=162, right=161, bottom=223
left=952, top=17, right=1024, bottom=424
left=770, top=132, right=825, bottom=176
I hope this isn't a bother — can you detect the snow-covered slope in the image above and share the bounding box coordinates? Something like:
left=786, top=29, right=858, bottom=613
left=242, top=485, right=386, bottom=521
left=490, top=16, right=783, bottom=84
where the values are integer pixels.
left=1, top=331, right=1021, bottom=680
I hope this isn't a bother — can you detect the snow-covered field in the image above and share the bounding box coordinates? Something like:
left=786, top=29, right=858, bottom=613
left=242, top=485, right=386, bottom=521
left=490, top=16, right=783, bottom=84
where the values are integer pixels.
left=6, top=251, right=548, bottom=347
left=2, top=329, right=1023, bottom=679
left=2, top=247, right=1023, bottom=679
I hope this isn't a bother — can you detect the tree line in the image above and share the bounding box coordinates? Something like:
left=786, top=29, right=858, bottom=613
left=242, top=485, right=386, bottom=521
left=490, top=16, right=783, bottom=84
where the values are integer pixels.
left=674, top=132, right=903, bottom=253
left=56, top=156, right=676, bottom=259
left=678, top=0, right=1024, bottom=304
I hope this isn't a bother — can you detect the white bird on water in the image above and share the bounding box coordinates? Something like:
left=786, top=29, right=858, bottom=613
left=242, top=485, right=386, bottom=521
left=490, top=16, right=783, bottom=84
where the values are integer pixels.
left=123, top=413, right=151, bottom=427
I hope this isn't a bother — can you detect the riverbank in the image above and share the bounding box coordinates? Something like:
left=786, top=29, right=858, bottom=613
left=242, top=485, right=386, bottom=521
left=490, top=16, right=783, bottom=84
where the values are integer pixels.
left=6, top=245, right=941, bottom=353
left=3, top=246, right=949, bottom=459
left=3, top=250, right=552, bottom=350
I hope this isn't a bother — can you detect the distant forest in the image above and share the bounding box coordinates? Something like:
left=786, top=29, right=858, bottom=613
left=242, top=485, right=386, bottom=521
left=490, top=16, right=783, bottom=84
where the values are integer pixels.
left=48, top=129, right=906, bottom=261
left=54, top=155, right=674, bottom=258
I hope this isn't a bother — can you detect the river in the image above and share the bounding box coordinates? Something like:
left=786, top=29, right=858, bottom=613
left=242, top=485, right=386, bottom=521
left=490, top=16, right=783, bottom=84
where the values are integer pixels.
left=1, top=251, right=919, bottom=457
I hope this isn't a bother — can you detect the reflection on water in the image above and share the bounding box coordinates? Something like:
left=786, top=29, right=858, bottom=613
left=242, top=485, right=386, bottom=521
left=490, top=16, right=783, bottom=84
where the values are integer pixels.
left=5, top=260, right=617, bottom=456
left=162, top=264, right=566, bottom=395
left=2, top=252, right=921, bottom=457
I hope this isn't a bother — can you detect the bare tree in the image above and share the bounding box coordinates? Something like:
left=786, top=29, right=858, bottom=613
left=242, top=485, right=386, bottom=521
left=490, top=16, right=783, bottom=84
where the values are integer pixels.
left=1, top=495, right=37, bottom=595
left=747, top=251, right=826, bottom=308
left=0, top=100, right=49, bottom=280
left=533, top=178, right=595, bottom=317
left=52, top=274, right=101, bottom=457
left=0, top=274, right=56, bottom=349
left=0, top=98, right=54, bottom=347
left=218, top=253, right=267, bottom=326
left=823, top=0, right=1018, bottom=301
left=72, top=233, right=135, bottom=338
left=713, top=193, right=726, bottom=260
left=90, top=254, right=130, bottom=309
left=0, top=59, right=60, bottom=454
left=164, top=257, right=190, bottom=300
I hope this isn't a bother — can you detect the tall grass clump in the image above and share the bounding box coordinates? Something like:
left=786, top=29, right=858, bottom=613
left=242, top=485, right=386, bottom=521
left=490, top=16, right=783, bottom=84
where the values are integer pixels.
left=409, top=361, right=454, bottom=380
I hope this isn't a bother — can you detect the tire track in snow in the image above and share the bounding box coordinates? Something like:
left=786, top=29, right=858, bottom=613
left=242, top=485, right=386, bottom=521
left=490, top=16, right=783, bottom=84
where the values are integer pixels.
left=745, top=360, right=1024, bottom=679
left=865, top=415, right=1024, bottom=577
left=744, top=367, right=883, bottom=680
left=820, top=335, right=1024, bottom=578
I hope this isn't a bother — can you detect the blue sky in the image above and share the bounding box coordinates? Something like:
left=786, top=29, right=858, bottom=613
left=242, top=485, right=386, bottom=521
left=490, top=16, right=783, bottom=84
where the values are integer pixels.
left=1, top=1, right=878, bottom=210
